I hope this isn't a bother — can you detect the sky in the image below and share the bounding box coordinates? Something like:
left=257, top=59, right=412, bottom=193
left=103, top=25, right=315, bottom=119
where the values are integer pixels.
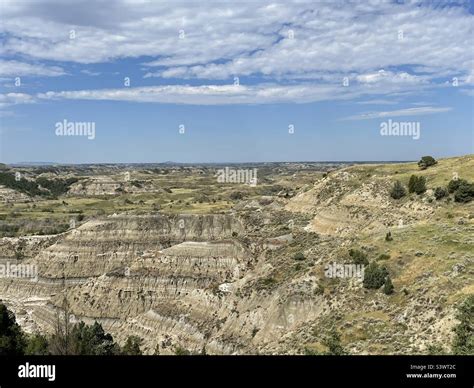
left=0, top=0, right=473, bottom=164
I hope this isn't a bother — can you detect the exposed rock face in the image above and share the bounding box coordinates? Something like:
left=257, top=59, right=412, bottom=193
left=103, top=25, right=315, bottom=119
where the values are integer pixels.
left=0, top=214, right=256, bottom=354
left=0, top=185, right=31, bottom=203
left=287, top=168, right=435, bottom=236
left=68, top=177, right=163, bottom=196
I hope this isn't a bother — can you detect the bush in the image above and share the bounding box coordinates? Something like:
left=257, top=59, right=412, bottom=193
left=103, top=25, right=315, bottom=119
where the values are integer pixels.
left=323, top=328, right=346, bottom=355
left=229, top=191, right=244, bottom=200
left=349, top=249, right=368, bottom=266
left=121, top=336, right=142, bottom=355
left=448, top=178, right=467, bottom=193
left=414, top=177, right=427, bottom=194
left=390, top=181, right=406, bottom=199
left=408, top=175, right=417, bottom=193
left=418, top=156, right=437, bottom=170
left=293, top=252, right=306, bottom=261
left=452, top=295, right=473, bottom=355
left=383, top=276, right=394, bottom=295
left=25, top=333, right=49, bottom=355
left=454, top=182, right=474, bottom=203
left=363, top=262, right=388, bottom=289
left=408, top=175, right=426, bottom=195
left=385, top=231, right=393, bottom=241
left=434, top=187, right=447, bottom=200
left=174, top=346, right=191, bottom=355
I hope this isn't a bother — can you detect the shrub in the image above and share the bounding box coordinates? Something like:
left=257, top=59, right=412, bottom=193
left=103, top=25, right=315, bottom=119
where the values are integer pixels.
left=415, top=176, right=427, bottom=194
left=323, top=329, right=346, bottom=355
left=363, top=262, right=388, bottom=289
left=452, top=295, right=474, bottom=355
left=454, top=182, right=474, bottom=203
left=408, top=175, right=426, bottom=195
left=229, top=191, right=244, bottom=200
left=304, top=347, right=320, bottom=355
left=448, top=178, right=467, bottom=193
left=418, top=156, right=437, bottom=170
left=293, top=252, right=306, bottom=261
left=174, top=346, right=191, bottom=355
left=385, top=231, right=393, bottom=241
left=434, top=187, right=447, bottom=200
left=383, top=276, right=394, bottom=295
left=121, top=335, right=142, bottom=355
left=349, top=249, right=368, bottom=266
left=408, top=175, right=417, bottom=193
left=390, top=181, right=406, bottom=199
left=426, top=344, right=445, bottom=355
left=25, top=333, right=49, bottom=355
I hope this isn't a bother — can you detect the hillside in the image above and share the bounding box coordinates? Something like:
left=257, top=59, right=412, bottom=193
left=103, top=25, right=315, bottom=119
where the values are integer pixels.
left=0, top=156, right=472, bottom=355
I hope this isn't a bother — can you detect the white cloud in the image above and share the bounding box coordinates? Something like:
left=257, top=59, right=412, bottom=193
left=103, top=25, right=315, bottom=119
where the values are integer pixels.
left=0, top=60, right=65, bottom=77
left=0, top=1, right=472, bottom=80
left=37, top=83, right=344, bottom=105
left=33, top=75, right=444, bottom=106
left=356, top=99, right=399, bottom=105
left=342, top=106, right=452, bottom=120
left=0, top=93, right=35, bottom=108
left=80, top=69, right=101, bottom=76
left=0, top=1, right=472, bottom=105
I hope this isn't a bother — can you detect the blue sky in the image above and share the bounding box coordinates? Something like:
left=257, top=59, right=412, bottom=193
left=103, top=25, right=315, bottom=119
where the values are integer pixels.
left=0, top=0, right=473, bottom=163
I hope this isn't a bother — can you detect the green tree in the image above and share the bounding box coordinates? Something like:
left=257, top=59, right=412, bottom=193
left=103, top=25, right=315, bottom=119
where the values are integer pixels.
left=0, top=304, right=26, bottom=355
left=390, top=181, right=406, bottom=199
left=71, top=321, right=120, bottom=355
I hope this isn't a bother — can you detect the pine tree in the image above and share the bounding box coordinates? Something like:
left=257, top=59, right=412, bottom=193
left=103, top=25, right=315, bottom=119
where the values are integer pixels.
left=390, top=181, right=406, bottom=199
left=408, top=175, right=417, bottom=193
left=414, top=176, right=427, bottom=194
